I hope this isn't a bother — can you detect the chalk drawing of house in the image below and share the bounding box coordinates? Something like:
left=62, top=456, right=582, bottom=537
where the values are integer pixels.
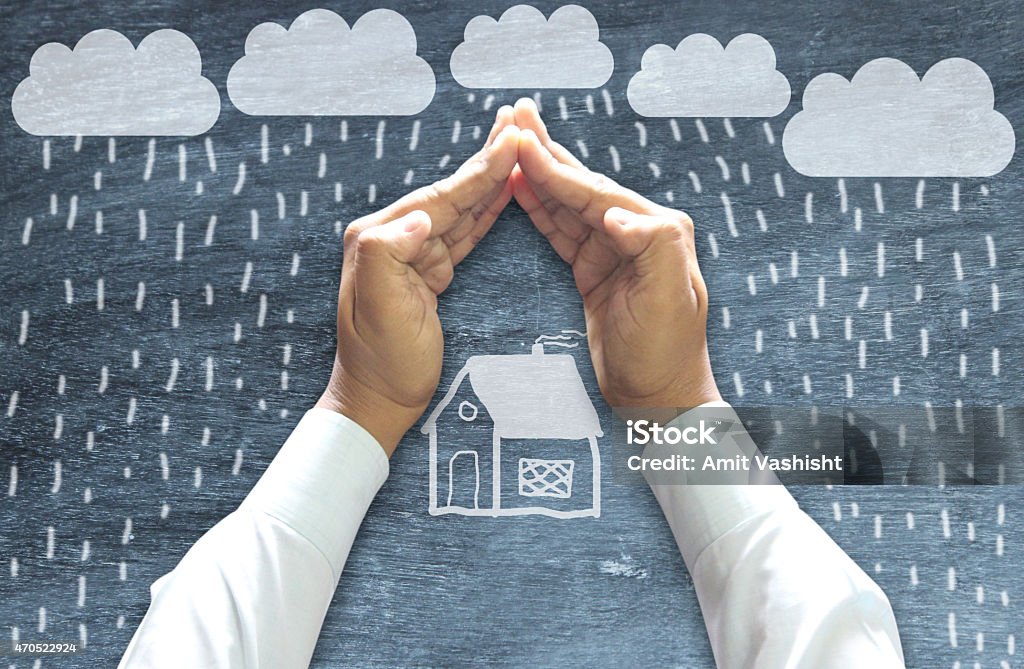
left=421, top=343, right=603, bottom=519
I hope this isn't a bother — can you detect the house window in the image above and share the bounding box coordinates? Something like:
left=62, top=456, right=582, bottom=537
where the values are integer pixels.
left=518, top=458, right=575, bottom=498
left=458, top=400, right=478, bottom=422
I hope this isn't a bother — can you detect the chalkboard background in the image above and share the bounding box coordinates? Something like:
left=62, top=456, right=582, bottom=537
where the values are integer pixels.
left=1, top=0, right=1022, bottom=666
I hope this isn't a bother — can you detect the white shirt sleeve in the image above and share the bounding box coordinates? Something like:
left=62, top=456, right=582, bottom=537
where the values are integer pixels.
left=118, top=408, right=389, bottom=669
left=648, top=402, right=905, bottom=669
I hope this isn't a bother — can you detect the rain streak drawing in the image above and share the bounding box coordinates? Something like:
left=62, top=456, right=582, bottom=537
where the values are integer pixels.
left=422, top=336, right=602, bottom=519
left=2, top=1, right=1022, bottom=665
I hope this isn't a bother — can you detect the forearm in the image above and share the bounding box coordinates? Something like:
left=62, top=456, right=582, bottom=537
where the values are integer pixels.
left=119, top=409, right=388, bottom=668
left=648, top=403, right=904, bottom=669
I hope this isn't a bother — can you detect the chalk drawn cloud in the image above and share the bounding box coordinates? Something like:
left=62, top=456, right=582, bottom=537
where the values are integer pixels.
left=627, top=33, right=790, bottom=117
left=227, top=8, right=435, bottom=116
left=12, top=29, right=220, bottom=136
left=783, top=58, right=1015, bottom=177
left=450, top=4, right=613, bottom=89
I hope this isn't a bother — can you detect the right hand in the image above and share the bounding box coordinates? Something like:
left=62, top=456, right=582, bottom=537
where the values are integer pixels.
left=510, top=99, right=721, bottom=410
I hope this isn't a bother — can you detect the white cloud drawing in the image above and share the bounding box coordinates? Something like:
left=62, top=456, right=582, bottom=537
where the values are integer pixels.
left=783, top=57, right=1015, bottom=177
left=626, top=33, right=790, bottom=117
left=450, top=4, right=613, bottom=89
left=227, top=8, right=435, bottom=116
left=12, top=29, right=220, bottom=136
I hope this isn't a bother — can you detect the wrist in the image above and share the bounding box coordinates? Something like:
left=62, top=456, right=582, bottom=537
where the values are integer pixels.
left=671, top=370, right=723, bottom=408
left=657, top=351, right=722, bottom=408
left=604, top=363, right=722, bottom=420
left=316, top=366, right=422, bottom=457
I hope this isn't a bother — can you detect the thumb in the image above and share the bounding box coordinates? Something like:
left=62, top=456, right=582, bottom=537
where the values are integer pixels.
left=602, top=207, right=687, bottom=273
left=602, top=207, right=707, bottom=312
left=352, top=210, right=432, bottom=310
left=356, top=210, right=431, bottom=264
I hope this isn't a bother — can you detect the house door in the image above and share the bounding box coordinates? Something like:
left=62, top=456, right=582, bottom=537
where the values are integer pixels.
left=447, top=450, right=480, bottom=509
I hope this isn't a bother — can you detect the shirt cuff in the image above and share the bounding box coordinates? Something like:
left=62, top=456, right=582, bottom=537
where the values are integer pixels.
left=240, top=408, right=390, bottom=581
left=647, top=401, right=798, bottom=570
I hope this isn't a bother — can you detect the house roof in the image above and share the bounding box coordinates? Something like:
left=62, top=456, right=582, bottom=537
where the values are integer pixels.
left=421, top=353, right=603, bottom=440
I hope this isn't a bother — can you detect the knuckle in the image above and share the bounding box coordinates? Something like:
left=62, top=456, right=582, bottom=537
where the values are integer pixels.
left=675, top=210, right=695, bottom=232
left=654, top=210, right=694, bottom=242
left=440, top=261, right=455, bottom=284
left=664, top=208, right=693, bottom=231
left=590, top=173, right=614, bottom=196
left=425, top=180, right=448, bottom=204
left=426, top=237, right=448, bottom=263
left=423, top=180, right=464, bottom=218
left=412, top=183, right=441, bottom=212
left=353, top=228, right=384, bottom=254
left=343, top=220, right=366, bottom=247
left=655, top=218, right=684, bottom=240
left=469, top=150, right=490, bottom=173
left=691, top=272, right=710, bottom=312
left=467, top=226, right=488, bottom=248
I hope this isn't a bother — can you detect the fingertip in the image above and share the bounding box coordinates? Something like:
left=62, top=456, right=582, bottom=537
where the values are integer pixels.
left=605, top=206, right=631, bottom=225
left=490, top=125, right=522, bottom=167
left=514, top=97, right=537, bottom=112
left=519, top=127, right=541, bottom=149
left=517, top=130, right=559, bottom=185
left=515, top=97, right=546, bottom=131
left=495, top=123, right=521, bottom=143
left=485, top=105, right=516, bottom=146
left=401, top=209, right=432, bottom=234
left=516, top=129, right=542, bottom=162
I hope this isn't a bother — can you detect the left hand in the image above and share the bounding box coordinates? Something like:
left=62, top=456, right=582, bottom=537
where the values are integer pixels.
left=317, top=109, right=521, bottom=455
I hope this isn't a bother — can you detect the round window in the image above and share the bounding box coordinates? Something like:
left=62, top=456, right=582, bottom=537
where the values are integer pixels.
left=458, top=400, right=478, bottom=422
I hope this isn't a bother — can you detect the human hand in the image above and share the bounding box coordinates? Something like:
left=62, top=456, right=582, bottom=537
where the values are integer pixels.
left=510, top=98, right=720, bottom=410
left=317, top=110, right=521, bottom=455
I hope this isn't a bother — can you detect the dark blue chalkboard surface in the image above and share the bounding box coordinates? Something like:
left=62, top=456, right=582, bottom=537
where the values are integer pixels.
left=1, top=1, right=1022, bottom=666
